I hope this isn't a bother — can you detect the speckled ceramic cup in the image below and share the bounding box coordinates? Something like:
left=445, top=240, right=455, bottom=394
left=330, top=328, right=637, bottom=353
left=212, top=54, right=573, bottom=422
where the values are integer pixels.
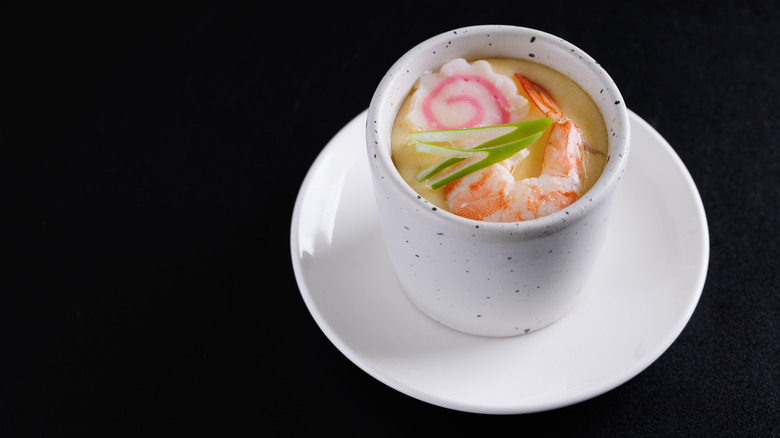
left=366, top=25, right=630, bottom=337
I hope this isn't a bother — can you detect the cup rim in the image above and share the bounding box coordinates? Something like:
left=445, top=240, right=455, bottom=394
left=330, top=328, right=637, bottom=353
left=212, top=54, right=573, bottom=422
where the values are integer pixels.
left=367, top=24, right=630, bottom=235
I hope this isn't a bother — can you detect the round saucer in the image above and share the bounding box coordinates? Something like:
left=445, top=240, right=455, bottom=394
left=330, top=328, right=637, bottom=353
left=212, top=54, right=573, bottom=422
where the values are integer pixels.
left=290, top=109, right=709, bottom=414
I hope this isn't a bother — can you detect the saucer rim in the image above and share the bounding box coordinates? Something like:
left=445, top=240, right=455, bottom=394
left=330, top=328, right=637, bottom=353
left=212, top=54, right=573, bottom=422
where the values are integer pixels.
left=290, top=108, right=709, bottom=414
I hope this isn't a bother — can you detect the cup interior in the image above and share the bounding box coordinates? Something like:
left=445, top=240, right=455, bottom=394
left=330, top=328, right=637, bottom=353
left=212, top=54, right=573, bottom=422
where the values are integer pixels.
left=367, top=25, right=630, bottom=231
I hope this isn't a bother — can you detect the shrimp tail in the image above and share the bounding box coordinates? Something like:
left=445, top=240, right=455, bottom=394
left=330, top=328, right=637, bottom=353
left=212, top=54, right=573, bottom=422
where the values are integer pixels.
left=515, top=74, right=584, bottom=182
left=515, top=74, right=564, bottom=123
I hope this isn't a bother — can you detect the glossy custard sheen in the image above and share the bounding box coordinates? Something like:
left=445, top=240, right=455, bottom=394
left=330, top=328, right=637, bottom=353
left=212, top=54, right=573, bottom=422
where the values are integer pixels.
left=391, top=57, right=608, bottom=213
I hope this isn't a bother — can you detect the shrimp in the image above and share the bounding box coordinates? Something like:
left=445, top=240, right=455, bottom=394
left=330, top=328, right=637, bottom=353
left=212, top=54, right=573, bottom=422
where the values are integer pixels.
left=443, top=75, right=585, bottom=222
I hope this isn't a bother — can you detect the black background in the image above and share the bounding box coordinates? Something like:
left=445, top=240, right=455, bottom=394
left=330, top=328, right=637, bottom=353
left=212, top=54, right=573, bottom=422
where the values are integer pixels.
left=3, top=1, right=779, bottom=436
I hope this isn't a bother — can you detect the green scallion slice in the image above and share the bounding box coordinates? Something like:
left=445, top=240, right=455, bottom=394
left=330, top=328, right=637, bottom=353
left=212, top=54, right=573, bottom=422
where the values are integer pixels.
left=410, top=117, right=552, bottom=190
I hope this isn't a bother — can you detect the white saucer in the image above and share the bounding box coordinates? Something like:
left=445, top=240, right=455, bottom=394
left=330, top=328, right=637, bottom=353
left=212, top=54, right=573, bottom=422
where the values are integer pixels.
left=290, top=109, right=709, bottom=414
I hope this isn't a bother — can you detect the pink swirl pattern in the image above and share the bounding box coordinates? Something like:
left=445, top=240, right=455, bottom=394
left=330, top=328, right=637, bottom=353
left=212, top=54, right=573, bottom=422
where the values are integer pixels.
left=421, top=74, right=512, bottom=129
left=408, top=59, right=528, bottom=131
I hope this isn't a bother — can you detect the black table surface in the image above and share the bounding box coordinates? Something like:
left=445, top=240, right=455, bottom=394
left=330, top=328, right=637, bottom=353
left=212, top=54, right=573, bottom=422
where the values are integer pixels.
left=3, top=1, right=779, bottom=436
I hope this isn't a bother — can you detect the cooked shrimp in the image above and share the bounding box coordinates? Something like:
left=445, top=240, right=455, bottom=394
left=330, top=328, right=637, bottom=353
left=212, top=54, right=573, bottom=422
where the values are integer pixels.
left=443, top=75, right=584, bottom=222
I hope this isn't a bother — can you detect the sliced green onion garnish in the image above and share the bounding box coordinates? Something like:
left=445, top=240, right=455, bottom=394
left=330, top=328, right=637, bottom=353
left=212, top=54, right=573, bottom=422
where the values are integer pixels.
left=410, top=117, right=552, bottom=190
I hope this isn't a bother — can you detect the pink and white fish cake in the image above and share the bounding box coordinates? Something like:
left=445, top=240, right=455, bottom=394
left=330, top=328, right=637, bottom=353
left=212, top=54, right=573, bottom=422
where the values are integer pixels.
left=407, top=58, right=529, bottom=131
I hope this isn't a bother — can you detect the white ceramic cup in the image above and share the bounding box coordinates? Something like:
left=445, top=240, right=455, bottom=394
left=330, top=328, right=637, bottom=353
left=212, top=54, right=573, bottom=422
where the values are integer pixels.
left=366, top=25, right=630, bottom=337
